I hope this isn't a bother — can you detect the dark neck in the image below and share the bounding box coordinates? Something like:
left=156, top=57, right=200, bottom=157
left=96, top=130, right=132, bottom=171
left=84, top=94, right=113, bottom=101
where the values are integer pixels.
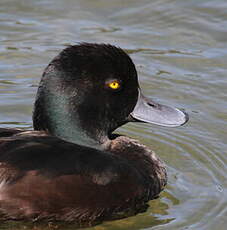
left=33, top=85, right=109, bottom=150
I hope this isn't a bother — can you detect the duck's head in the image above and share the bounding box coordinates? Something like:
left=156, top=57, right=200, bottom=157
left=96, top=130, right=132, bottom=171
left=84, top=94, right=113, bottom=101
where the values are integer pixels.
left=33, top=43, right=188, bottom=149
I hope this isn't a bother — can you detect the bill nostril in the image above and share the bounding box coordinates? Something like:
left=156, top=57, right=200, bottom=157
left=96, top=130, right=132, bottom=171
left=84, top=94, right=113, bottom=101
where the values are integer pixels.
left=148, top=102, right=155, bottom=107
left=147, top=102, right=158, bottom=109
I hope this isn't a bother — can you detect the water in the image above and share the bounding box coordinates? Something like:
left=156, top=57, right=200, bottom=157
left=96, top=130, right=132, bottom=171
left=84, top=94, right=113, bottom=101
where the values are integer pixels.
left=0, top=0, right=226, bottom=229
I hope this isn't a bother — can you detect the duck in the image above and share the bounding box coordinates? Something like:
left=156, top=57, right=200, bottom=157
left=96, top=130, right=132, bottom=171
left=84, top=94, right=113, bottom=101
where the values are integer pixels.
left=0, top=43, right=188, bottom=225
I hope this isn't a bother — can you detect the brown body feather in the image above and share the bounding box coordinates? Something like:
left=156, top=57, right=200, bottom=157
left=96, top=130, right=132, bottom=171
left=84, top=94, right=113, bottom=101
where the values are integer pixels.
left=0, top=129, right=166, bottom=224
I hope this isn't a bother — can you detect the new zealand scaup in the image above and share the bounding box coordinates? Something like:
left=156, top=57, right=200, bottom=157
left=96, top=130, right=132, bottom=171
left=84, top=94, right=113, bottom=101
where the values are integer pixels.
left=0, top=43, right=188, bottom=225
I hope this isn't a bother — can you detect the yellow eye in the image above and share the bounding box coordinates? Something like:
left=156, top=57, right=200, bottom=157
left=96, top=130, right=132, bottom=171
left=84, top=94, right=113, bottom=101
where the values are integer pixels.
left=109, top=81, right=120, bottom=89
left=106, top=80, right=121, bottom=91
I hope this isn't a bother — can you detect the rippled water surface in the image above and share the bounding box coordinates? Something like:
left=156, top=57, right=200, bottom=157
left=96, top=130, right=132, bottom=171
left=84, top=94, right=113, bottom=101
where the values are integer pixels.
left=0, top=0, right=226, bottom=229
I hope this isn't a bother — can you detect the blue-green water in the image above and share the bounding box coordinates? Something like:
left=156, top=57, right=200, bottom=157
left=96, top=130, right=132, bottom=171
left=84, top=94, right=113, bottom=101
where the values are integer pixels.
left=0, top=0, right=226, bottom=229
